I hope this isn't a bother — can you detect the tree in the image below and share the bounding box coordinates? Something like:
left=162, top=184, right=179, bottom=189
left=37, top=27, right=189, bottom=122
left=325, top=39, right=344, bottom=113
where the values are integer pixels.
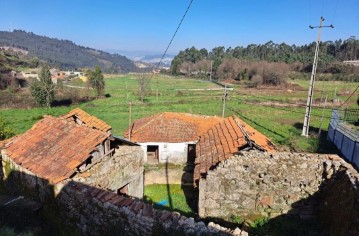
left=30, top=66, right=55, bottom=108
left=137, top=74, right=151, bottom=102
left=87, top=66, right=105, bottom=97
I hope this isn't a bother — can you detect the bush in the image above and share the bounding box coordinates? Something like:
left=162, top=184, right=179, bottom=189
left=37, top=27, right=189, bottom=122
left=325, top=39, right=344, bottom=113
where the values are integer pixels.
left=0, top=117, right=14, bottom=140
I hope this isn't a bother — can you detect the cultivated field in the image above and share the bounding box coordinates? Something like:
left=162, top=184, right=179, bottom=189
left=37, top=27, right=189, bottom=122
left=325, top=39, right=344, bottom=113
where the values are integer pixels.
left=0, top=74, right=357, bottom=152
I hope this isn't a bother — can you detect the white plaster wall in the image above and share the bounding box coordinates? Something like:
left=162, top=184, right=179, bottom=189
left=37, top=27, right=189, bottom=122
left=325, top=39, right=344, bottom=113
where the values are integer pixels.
left=139, top=142, right=195, bottom=164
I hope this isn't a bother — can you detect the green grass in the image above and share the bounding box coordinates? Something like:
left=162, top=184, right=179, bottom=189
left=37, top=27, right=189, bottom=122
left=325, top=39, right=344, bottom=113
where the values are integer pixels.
left=0, top=74, right=356, bottom=152
left=144, top=184, right=194, bottom=216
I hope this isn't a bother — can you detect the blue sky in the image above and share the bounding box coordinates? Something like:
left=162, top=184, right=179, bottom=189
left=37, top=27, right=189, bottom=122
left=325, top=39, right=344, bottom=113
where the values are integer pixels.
left=0, top=0, right=358, bottom=54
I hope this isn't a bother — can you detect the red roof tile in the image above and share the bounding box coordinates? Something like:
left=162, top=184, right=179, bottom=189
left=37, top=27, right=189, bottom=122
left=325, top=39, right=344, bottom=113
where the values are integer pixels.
left=124, top=112, right=224, bottom=143
left=63, top=108, right=111, bottom=132
left=194, top=116, right=275, bottom=185
left=4, top=116, right=109, bottom=184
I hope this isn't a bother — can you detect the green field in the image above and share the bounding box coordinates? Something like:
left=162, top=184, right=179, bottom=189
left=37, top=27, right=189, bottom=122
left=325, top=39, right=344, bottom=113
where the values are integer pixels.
left=0, top=74, right=357, bottom=152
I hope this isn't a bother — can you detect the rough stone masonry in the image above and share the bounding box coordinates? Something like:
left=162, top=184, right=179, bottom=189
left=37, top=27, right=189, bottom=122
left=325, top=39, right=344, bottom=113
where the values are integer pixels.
left=199, top=151, right=359, bottom=235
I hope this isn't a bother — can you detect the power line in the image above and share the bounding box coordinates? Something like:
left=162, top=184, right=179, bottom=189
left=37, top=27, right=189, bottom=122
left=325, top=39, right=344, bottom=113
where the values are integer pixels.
left=338, top=85, right=359, bottom=108
left=155, top=0, right=194, bottom=70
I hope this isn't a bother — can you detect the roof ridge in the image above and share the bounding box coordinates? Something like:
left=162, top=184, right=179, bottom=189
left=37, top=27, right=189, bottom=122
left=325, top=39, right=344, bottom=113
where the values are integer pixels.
left=131, top=112, right=164, bottom=135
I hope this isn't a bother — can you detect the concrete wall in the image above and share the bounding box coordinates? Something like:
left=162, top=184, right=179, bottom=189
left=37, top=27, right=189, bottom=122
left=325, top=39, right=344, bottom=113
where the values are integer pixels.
left=198, top=151, right=359, bottom=235
left=139, top=142, right=194, bottom=164
left=73, top=146, right=144, bottom=199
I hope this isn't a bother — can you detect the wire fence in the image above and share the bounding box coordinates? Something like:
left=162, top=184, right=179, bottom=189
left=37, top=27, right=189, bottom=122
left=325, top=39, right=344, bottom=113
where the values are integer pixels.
left=327, top=109, right=359, bottom=169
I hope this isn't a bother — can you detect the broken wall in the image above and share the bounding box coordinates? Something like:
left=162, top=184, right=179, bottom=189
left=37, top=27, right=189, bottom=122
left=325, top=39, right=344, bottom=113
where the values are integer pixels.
left=73, top=146, right=144, bottom=199
left=199, top=151, right=359, bottom=235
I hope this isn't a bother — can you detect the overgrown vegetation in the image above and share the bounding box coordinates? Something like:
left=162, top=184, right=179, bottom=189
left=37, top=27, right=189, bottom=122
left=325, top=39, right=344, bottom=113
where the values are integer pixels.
left=30, top=66, right=55, bottom=108
left=144, top=184, right=193, bottom=216
left=0, top=117, right=14, bottom=140
left=86, top=66, right=105, bottom=97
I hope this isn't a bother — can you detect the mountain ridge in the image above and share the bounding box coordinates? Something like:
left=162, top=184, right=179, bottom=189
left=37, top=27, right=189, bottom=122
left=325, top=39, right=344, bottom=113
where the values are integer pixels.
left=0, top=30, right=138, bottom=73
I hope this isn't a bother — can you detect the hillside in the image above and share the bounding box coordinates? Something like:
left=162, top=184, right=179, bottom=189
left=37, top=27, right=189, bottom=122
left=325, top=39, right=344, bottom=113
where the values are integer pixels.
left=0, top=30, right=138, bottom=73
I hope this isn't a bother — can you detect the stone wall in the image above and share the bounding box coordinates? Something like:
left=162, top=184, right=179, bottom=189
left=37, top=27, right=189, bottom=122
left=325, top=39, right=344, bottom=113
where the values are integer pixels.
left=73, top=146, right=144, bottom=199
left=2, top=149, right=248, bottom=235
left=199, top=151, right=359, bottom=235
left=57, top=181, right=247, bottom=236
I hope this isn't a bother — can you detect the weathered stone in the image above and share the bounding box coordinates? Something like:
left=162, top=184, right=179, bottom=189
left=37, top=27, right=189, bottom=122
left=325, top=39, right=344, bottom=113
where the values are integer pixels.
left=198, top=151, right=359, bottom=236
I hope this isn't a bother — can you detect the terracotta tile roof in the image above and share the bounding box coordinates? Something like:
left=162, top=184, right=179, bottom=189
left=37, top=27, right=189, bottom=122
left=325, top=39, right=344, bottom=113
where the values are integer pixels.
left=0, top=136, right=18, bottom=149
left=194, top=116, right=276, bottom=185
left=63, top=108, right=111, bottom=132
left=124, top=112, right=224, bottom=143
left=3, top=116, right=109, bottom=184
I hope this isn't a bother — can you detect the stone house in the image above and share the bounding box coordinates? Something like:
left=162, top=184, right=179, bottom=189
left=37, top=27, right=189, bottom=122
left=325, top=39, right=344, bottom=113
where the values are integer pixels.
left=124, top=112, right=223, bottom=164
left=1, top=108, right=144, bottom=199
left=194, top=116, right=276, bottom=187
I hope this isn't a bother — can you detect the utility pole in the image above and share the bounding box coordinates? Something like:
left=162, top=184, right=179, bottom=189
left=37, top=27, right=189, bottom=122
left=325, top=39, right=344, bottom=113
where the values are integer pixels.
left=222, top=84, right=227, bottom=117
left=129, top=101, right=132, bottom=127
left=318, top=94, right=328, bottom=135
left=302, top=17, right=334, bottom=136
left=209, top=60, right=213, bottom=82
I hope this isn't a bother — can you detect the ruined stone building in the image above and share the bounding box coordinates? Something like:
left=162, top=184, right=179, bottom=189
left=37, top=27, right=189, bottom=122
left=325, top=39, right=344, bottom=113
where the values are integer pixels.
left=1, top=108, right=144, bottom=199
left=194, top=116, right=276, bottom=187
left=124, top=112, right=223, bottom=164
left=0, top=109, right=246, bottom=235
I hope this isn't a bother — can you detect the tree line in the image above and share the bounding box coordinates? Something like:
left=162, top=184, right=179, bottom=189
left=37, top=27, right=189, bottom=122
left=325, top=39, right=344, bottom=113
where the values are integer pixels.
left=170, top=37, right=359, bottom=84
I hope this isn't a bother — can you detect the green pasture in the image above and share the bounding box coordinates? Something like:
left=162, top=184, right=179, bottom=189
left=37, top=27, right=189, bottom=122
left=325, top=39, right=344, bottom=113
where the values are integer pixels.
left=0, top=74, right=357, bottom=152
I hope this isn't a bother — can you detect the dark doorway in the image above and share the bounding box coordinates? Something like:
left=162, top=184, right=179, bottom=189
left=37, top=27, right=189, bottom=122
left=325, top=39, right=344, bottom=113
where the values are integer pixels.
left=118, top=184, right=129, bottom=196
left=187, top=144, right=196, bottom=165
left=147, top=145, right=159, bottom=163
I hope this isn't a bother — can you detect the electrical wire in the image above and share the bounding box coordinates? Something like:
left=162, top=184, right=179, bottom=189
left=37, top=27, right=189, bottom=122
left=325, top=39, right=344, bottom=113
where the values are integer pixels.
left=154, top=0, right=194, bottom=70
left=338, top=85, right=359, bottom=108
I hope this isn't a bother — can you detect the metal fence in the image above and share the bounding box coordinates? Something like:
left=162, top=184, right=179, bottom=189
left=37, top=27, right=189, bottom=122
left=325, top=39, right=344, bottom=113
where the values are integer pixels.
left=328, top=109, right=359, bottom=169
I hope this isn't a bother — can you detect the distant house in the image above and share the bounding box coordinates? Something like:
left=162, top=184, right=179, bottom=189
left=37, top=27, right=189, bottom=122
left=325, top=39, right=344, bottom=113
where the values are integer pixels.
left=124, top=112, right=223, bottom=164
left=1, top=108, right=144, bottom=199
left=194, top=116, right=276, bottom=187
left=343, top=60, right=359, bottom=66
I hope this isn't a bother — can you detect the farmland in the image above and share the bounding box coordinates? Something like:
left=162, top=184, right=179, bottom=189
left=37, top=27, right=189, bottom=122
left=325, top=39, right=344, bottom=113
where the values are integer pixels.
left=0, top=73, right=357, bottom=152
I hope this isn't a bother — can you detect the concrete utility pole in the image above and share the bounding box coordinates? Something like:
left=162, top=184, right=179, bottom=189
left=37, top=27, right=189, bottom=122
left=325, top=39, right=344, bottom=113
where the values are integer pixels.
left=209, top=60, right=213, bottom=82
left=222, top=84, right=227, bottom=117
left=302, top=17, right=334, bottom=137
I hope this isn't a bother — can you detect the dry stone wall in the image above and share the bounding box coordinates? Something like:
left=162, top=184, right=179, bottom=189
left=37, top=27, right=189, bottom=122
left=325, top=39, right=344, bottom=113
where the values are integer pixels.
left=57, top=181, right=247, bottom=236
left=199, top=151, right=359, bottom=235
left=73, top=146, right=144, bottom=198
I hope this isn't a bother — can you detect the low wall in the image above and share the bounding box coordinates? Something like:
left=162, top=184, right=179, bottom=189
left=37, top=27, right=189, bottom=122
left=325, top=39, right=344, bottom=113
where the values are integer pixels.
left=73, top=146, right=144, bottom=198
left=199, top=151, right=359, bottom=235
left=144, top=164, right=193, bottom=186
left=58, top=181, right=247, bottom=236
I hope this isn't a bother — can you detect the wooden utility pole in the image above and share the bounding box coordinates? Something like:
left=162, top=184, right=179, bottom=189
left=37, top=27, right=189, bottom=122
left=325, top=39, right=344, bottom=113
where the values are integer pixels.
left=302, top=17, right=334, bottom=136
left=222, top=84, right=227, bottom=117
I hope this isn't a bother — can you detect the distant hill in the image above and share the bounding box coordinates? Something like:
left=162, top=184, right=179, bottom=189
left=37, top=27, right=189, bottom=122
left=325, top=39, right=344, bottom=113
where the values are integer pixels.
left=0, top=30, right=138, bottom=73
